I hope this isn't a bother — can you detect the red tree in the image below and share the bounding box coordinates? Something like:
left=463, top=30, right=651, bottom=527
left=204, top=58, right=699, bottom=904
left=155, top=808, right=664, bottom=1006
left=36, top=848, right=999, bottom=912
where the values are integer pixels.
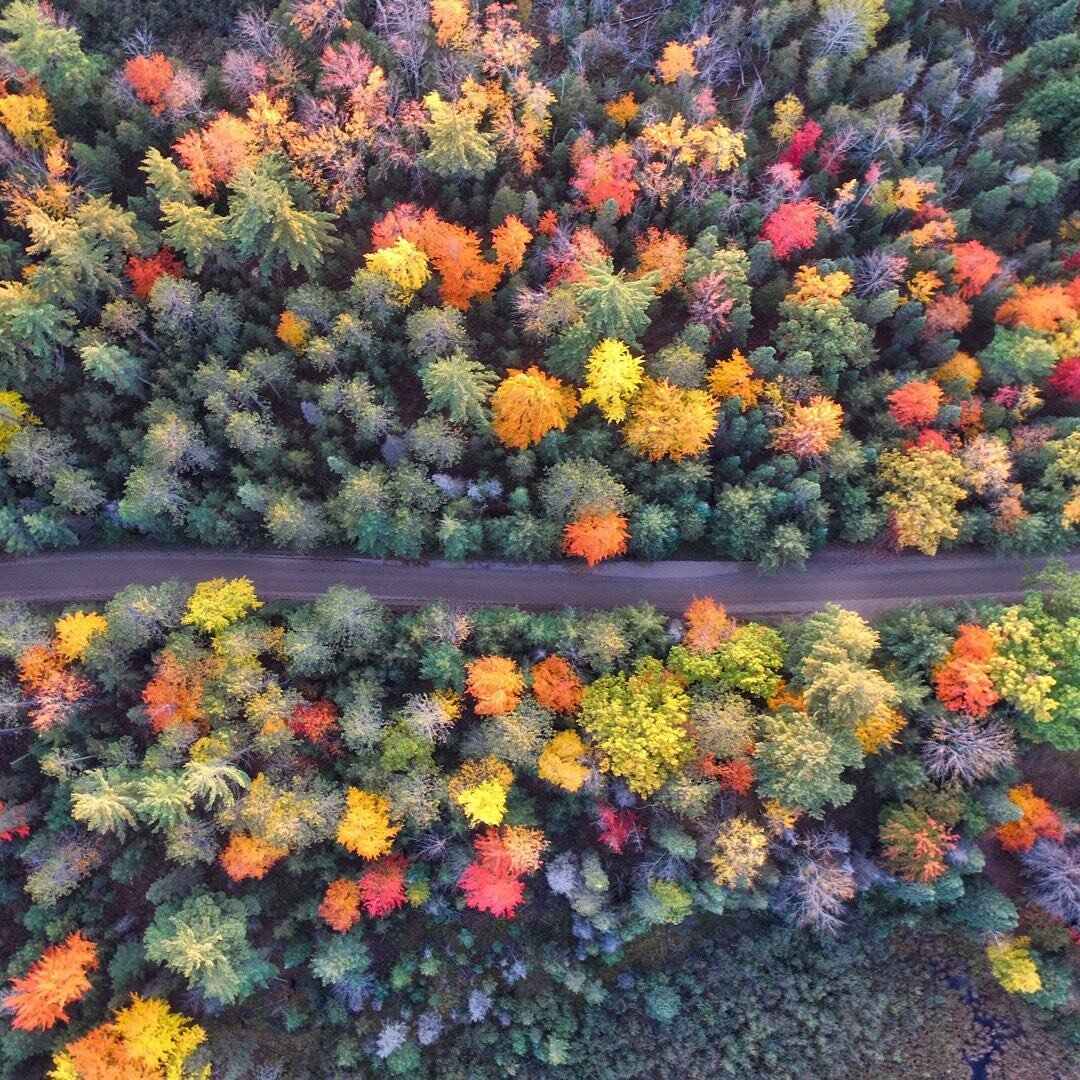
left=1049, top=356, right=1080, bottom=402
left=888, top=380, right=943, bottom=427
left=760, top=199, right=821, bottom=260
left=571, top=137, right=639, bottom=216
left=948, top=240, right=1001, bottom=299
left=123, top=54, right=176, bottom=114
left=358, top=855, right=408, bottom=917
left=125, top=249, right=183, bottom=300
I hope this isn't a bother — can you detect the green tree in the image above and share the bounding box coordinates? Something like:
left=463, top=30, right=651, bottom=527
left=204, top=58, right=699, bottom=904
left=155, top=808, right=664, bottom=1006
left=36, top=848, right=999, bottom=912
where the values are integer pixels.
left=420, top=92, right=497, bottom=178
left=0, top=0, right=102, bottom=105
left=420, top=352, right=497, bottom=428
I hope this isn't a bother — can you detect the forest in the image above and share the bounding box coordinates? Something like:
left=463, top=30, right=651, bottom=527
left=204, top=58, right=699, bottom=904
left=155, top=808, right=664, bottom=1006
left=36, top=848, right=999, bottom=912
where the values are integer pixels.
left=0, top=0, right=1074, bottom=566
left=1, top=565, right=1079, bottom=1076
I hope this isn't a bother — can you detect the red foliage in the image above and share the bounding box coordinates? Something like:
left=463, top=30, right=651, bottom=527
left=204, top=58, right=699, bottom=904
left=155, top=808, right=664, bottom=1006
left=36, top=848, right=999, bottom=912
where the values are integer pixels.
left=3, top=932, right=98, bottom=1031
left=914, top=429, right=951, bottom=453
left=1049, top=356, right=1080, bottom=402
left=888, top=380, right=943, bottom=428
left=760, top=199, right=821, bottom=260
left=571, top=137, right=639, bottom=216
left=0, top=800, right=30, bottom=843
left=358, top=855, right=408, bottom=917
left=530, top=655, right=584, bottom=714
left=123, top=53, right=176, bottom=114
left=141, top=651, right=204, bottom=734
left=125, top=249, right=183, bottom=300
left=597, top=804, right=643, bottom=854
left=459, top=859, right=526, bottom=918
left=778, top=120, right=821, bottom=171
left=289, top=699, right=339, bottom=742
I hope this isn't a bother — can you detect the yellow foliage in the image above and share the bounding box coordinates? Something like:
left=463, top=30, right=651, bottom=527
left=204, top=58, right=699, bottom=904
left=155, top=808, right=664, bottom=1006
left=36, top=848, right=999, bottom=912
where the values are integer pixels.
left=450, top=758, right=514, bottom=826
left=786, top=265, right=852, bottom=306
left=431, top=0, right=471, bottom=48
left=707, top=350, right=766, bottom=410
left=605, top=93, right=639, bottom=127
left=581, top=339, right=644, bottom=422
left=53, top=612, right=107, bottom=663
left=337, top=788, right=400, bottom=858
left=656, top=40, right=700, bottom=83
left=623, top=379, right=719, bottom=461
left=854, top=705, right=907, bottom=754
left=906, top=270, right=942, bottom=305
left=710, top=815, right=769, bottom=889
left=879, top=446, right=967, bottom=555
left=0, top=389, right=38, bottom=452
left=537, top=730, right=590, bottom=792
left=987, top=937, right=1042, bottom=995
left=0, top=92, right=56, bottom=149
left=365, top=237, right=431, bottom=305
left=182, top=578, right=263, bottom=634
left=769, top=95, right=804, bottom=142
left=276, top=311, right=309, bottom=350
left=762, top=798, right=801, bottom=834
left=933, top=351, right=981, bottom=395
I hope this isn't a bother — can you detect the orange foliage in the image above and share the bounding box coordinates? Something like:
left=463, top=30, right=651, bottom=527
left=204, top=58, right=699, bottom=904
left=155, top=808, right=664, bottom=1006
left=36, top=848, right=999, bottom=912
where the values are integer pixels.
left=888, top=380, right=943, bottom=427
left=123, top=54, right=176, bottom=115
left=125, top=249, right=183, bottom=300
left=466, top=656, right=525, bottom=716
left=220, top=834, right=287, bottom=882
left=141, top=652, right=205, bottom=734
left=370, top=205, right=504, bottom=310
left=459, top=826, right=546, bottom=918
left=656, top=40, right=699, bottom=83
left=491, top=366, right=579, bottom=449
left=708, top=349, right=766, bottom=411
left=771, top=396, right=844, bottom=459
left=173, top=113, right=256, bottom=197
left=760, top=199, right=821, bottom=260
left=276, top=310, right=310, bottom=350
left=949, top=241, right=1001, bottom=299
left=530, top=656, right=583, bottom=714
left=563, top=512, right=629, bottom=567
left=923, top=294, right=972, bottom=336
left=683, top=597, right=736, bottom=652
left=997, top=785, right=1065, bottom=854
left=623, top=380, right=719, bottom=461
left=995, top=283, right=1078, bottom=333
left=633, top=227, right=687, bottom=293
left=701, top=756, right=755, bottom=795
left=933, top=624, right=1000, bottom=719
left=3, top=932, right=98, bottom=1031
left=605, top=93, right=638, bottom=127
left=491, top=215, right=532, bottom=273
left=459, top=858, right=525, bottom=917
left=17, top=645, right=91, bottom=733
left=571, top=137, right=639, bottom=216
left=358, top=855, right=408, bottom=916
left=318, top=878, right=362, bottom=932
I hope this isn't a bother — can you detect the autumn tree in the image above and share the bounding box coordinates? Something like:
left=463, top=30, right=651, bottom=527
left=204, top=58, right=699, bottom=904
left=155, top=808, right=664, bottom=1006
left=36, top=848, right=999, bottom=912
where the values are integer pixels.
left=537, top=730, right=590, bottom=791
left=449, top=757, right=514, bottom=827
left=683, top=597, right=736, bottom=652
left=182, top=578, right=262, bottom=634
left=949, top=240, right=1001, bottom=299
left=491, top=366, right=579, bottom=449
left=123, top=54, right=176, bottom=115
left=934, top=624, right=1000, bottom=718
left=358, top=855, right=408, bottom=917
left=220, top=834, right=286, bottom=882
left=571, top=138, right=638, bottom=216
left=319, top=879, right=362, bottom=933
left=530, top=656, right=584, bottom=714
left=996, top=784, right=1064, bottom=853
left=760, top=200, right=821, bottom=260
left=880, top=803, right=958, bottom=882
left=710, top=816, right=769, bottom=889
left=4, top=932, right=98, bottom=1031
left=888, top=380, right=942, bottom=427
left=580, top=339, right=643, bottom=422
left=563, top=511, right=629, bottom=567
left=579, top=658, right=693, bottom=797
left=53, top=610, right=107, bottom=662
left=878, top=445, right=966, bottom=555
left=466, top=656, right=525, bottom=716
left=337, top=789, right=400, bottom=858
left=491, top=216, right=531, bottom=273
left=771, top=396, right=844, bottom=460
left=623, top=380, right=719, bottom=461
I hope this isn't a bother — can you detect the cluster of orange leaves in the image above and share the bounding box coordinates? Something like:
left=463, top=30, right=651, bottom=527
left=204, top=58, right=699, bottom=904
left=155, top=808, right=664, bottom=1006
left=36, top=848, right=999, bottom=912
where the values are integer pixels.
left=459, top=826, right=546, bottom=918
left=933, top=625, right=1000, bottom=719
left=220, top=834, right=287, bottom=882
left=888, top=380, right=943, bottom=428
left=3, top=931, right=98, bottom=1031
left=570, top=136, right=639, bottom=216
left=563, top=512, right=628, bottom=567
left=529, top=655, right=583, bottom=714
left=466, top=655, right=525, bottom=716
left=996, top=785, right=1065, bottom=854
left=16, top=644, right=91, bottom=733
left=771, top=396, right=844, bottom=459
left=995, top=281, right=1080, bottom=333
left=141, top=651, right=207, bottom=734
left=122, top=54, right=177, bottom=115
left=289, top=699, right=339, bottom=742
left=683, top=597, right=736, bottom=652
left=491, top=366, right=579, bottom=450
left=173, top=112, right=257, bottom=197
left=371, top=204, right=530, bottom=310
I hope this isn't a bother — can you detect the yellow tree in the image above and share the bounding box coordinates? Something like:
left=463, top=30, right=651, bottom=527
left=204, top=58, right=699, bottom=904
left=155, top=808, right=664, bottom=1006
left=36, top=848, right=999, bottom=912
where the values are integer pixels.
left=623, top=379, right=718, bottom=461
left=364, top=238, right=431, bottom=305
left=878, top=445, right=966, bottom=554
left=491, top=366, right=579, bottom=449
left=53, top=612, right=107, bottom=662
left=181, top=579, right=262, bottom=634
left=337, top=789, right=400, bottom=858
left=771, top=396, right=844, bottom=460
left=580, top=339, right=643, bottom=422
